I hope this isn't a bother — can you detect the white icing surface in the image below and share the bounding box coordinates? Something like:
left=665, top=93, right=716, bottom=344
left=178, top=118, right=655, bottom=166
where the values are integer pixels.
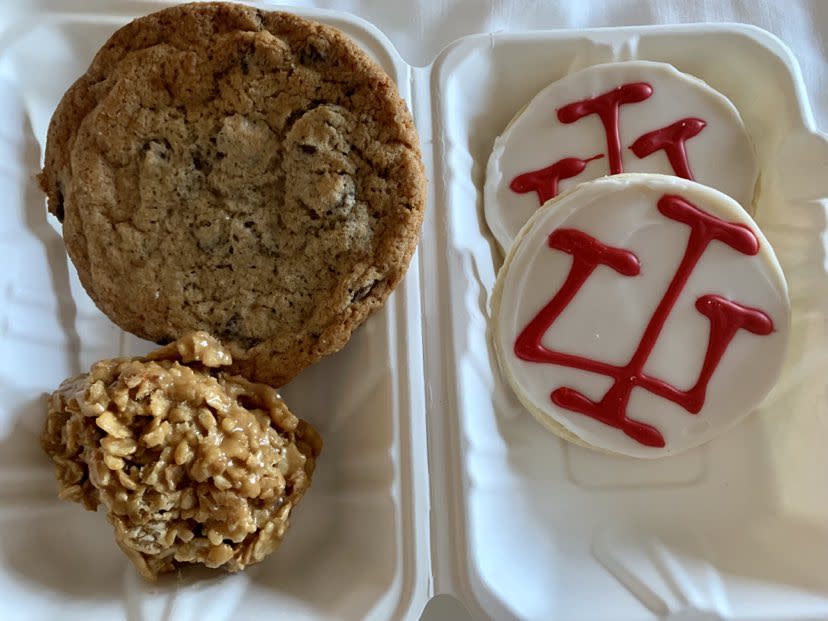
left=484, top=61, right=759, bottom=252
left=492, top=174, right=790, bottom=458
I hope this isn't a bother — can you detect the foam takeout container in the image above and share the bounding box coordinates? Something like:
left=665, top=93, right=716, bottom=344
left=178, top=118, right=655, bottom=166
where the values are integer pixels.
left=0, top=1, right=826, bottom=620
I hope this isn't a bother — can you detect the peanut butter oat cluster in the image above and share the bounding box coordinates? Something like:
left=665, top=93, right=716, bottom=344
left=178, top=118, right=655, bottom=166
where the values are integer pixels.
left=41, top=332, right=322, bottom=580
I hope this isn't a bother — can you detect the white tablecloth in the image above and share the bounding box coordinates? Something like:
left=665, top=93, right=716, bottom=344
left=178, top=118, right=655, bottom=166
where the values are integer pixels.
left=294, top=0, right=828, bottom=130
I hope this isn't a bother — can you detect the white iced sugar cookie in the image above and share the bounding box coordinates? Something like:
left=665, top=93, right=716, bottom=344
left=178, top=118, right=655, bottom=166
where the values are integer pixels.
left=485, top=61, right=759, bottom=252
left=492, top=174, right=789, bottom=458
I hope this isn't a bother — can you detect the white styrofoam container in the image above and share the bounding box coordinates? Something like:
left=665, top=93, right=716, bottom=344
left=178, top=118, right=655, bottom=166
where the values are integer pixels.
left=425, top=24, right=828, bottom=621
left=0, top=2, right=826, bottom=620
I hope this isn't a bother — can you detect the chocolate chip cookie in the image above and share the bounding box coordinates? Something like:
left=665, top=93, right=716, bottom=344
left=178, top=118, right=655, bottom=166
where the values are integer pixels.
left=39, top=2, right=426, bottom=386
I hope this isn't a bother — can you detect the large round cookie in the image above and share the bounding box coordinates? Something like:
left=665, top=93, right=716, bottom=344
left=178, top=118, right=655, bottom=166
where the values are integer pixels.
left=485, top=61, right=758, bottom=252
left=39, top=2, right=425, bottom=386
left=492, top=174, right=789, bottom=458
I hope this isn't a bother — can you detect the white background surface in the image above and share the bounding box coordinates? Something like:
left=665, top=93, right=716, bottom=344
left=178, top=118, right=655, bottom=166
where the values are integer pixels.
left=284, top=0, right=828, bottom=130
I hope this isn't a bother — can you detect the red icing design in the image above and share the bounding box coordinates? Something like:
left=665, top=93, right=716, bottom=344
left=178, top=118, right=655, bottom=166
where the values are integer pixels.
left=514, top=194, right=773, bottom=448
left=629, top=118, right=707, bottom=179
left=510, top=155, right=604, bottom=205
left=557, top=82, right=653, bottom=174
left=509, top=83, right=712, bottom=205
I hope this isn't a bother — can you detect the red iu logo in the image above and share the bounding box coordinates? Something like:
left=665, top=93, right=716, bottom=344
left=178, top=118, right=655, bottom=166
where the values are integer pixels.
left=510, top=82, right=707, bottom=205
left=514, top=194, right=774, bottom=447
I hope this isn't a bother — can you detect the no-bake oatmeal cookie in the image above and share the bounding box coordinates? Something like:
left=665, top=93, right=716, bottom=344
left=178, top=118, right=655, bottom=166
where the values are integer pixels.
left=42, top=332, right=322, bottom=580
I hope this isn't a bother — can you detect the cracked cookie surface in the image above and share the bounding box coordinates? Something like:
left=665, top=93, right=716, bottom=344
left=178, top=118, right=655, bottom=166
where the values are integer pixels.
left=39, top=2, right=426, bottom=386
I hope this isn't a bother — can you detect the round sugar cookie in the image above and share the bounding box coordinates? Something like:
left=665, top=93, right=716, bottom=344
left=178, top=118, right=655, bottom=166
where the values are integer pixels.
left=38, top=2, right=425, bottom=387
left=485, top=61, right=758, bottom=252
left=492, top=174, right=789, bottom=458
